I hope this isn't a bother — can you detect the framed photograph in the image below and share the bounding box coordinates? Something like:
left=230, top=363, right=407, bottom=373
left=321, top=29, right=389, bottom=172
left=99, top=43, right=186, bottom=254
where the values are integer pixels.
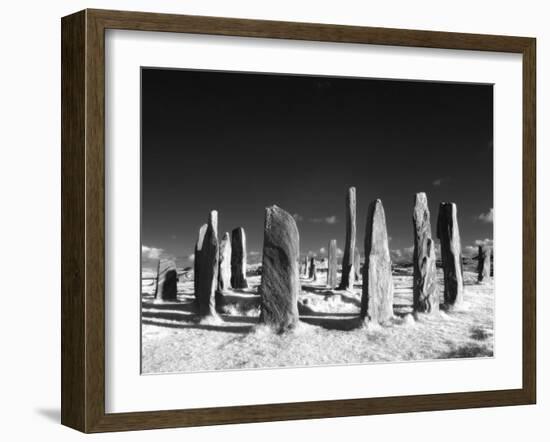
left=61, top=9, right=536, bottom=433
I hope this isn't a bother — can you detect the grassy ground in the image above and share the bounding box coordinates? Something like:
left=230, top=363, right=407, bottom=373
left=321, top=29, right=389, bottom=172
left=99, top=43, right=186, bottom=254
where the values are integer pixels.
left=141, top=268, right=494, bottom=374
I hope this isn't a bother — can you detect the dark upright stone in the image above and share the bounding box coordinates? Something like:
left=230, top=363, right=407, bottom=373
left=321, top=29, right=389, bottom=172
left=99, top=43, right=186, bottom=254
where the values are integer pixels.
left=477, top=245, right=492, bottom=283
left=339, top=187, right=356, bottom=290
left=196, top=211, right=219, bottom=317
left=437, top=202, right=464, bottom=306
left=156, top=259, right=178, bottom=302
left=361, top=199, right=394, bottom=324
left=193, top=224, right=207, bottom=298
left=327, top=239, right=338, bottom=289
left=259, top=205, right=300, bottom=332
left=412, top=192, right=438, bottom=314
left=218, top=232, right=232, bottom=292
left=231, top=227, right=248, bottom=289
left=309, top=256, right=317, bottom=281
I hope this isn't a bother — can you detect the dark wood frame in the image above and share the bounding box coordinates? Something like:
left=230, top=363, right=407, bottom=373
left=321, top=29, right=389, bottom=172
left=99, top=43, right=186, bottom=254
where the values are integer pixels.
left=61, top=8, right=536, bottom=433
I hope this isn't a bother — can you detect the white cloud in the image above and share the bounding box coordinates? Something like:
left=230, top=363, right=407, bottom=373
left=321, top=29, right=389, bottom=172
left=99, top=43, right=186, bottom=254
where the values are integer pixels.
left=474, top=238, right=493, bottom=247
left=477, top=208, right=494, bottom=223
left=390, top=246, right=414, bottom=263
left=462, top=245, right=478, bottom=257
left=319, top=247, right=326, bottom=254
left=142, top=245, right=164, bottom=260
left=249, top=251, right=260, bottom=256
left=187, top=253, right=195, bottom=262
left=292, top=213, right=304, bottom=222
left=310, top=215, right=338, bottom=224
left=432, top=178, right=443, bottom=186
left=336, top=248, right=344, bottom=257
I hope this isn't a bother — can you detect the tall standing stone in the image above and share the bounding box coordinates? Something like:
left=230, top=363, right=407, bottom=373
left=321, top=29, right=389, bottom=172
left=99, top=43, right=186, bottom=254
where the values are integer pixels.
left=412, top=192, right=438, bottom=313
left=477, top=245, right=492, bottom=283
left=339, top=186, right=356, bottom=290
left=259, top=205, right=300, bottom=332
left=309, top=256, right=317, bottom=281
left=193, top=224, right=207, bottom=298
left=196, top=211, right=219, bottom=317
left=218, top=232, right=232, bottom=292
left=353, top=247, right=361, bottom=281
left=327, top=239, right=338, bottom=289
left=303, top=256, right=310, bottom=277
left=156, top=259, right=178, bottom=302
left=360, top=199, right=394, bottom=324
left=231, top=227, right=248, bottom=289
left=437, top=202, right=464, bottom=306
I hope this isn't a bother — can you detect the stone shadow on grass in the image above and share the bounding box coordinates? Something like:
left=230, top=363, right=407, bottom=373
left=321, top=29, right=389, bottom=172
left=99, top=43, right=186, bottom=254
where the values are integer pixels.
left=439, top=343, right=493, bottom=359
left=142, top=319, right=254, bottom=334
left=300, top=314, right=363, bottom=331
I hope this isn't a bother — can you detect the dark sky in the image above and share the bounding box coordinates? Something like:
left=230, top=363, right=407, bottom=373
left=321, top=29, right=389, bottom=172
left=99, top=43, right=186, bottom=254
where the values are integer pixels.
left=141, top=68, right=493, bottom=270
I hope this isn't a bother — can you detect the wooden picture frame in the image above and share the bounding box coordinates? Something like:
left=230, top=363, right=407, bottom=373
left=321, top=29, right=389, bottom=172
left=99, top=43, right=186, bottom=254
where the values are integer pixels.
left=61, top=8, right=536, bottom=433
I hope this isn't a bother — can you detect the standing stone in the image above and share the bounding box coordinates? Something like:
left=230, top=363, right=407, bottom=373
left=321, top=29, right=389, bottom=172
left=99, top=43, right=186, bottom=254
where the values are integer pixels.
left=259, top=205, right=300, bottom=332
left=193, top=224, right=207, bottom=298
left=477, top=245, right=492, bottom=283
left=156, top=259, right=178, bottom=302
left=303, top=256, right=310, bottom=277
left=196, top=211, right=219, bottom=317
left=360, top=199, right=394, bottom=324
left=327, top=239, right=338, bottom=289
left=339, top=186, right=356, bottom=290
left=309, top=256, right=317, bottom=281
left=218, top=232, right=232, bottom=292
left=353, top=247, right=361, bottom=281
left=231, top=227, right=248, bottom=289
left=412, top=192, right=438, bottom=313
left=437, top=202, right=464, bottom=306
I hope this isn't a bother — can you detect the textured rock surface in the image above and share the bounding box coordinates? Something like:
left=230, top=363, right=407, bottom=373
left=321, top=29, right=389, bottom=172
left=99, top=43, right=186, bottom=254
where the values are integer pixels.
left=230, top=227, right=248, bottom=289
left=361, top=199, right=394, bottom=324
left=218, top=232, right=232, bottom=292
left=156, top=259, right=178, bottom=302
left=412, top=193, right=438, bottom=313
left=339, top=187, right=357, bottom=290
left=437, top=202, right=464, bottom=306
left=196, top=211, right=219, bottom=317
left=193, top=224, right=207, bottom=298
left=259, top=205, right=300, bottom=332
left=303, top=256, right=310, bottom=277
left=353, top=247, right=361, bottom=281
left=477, top=245, right=492, bottom=283
left=327, top=239, right=338, bottom=289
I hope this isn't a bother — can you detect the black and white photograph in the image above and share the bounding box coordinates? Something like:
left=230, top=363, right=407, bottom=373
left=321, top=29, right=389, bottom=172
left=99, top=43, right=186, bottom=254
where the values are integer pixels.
left=140, top=68, right=494, bottom=374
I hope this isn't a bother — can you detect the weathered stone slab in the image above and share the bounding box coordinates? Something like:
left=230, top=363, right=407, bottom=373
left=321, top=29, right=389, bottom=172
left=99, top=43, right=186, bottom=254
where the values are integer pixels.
left=477, top=244, right=492, bottom=283
left=193, top=223, right=207, bottom=297
left=437, top=202, right=464, bottom=306
left=259, top=205, right=300, bottom=332
left=230, top=227, right=248, bottom=289
left=412, top=192, right=438, bottom=313
left=327, top=239, right=338, bottom=289
left=196, top=211, right=219, bottom=317
left=339, top=187, right=356, bottom=290
left=156, top=259, right=178, bottom=302
left=309, top=256, right=317, bottom=281
left=360, top=199, right=394, bottom=324
left=218, top=232, right=232, bottom=292
left=353, top=247, right=361, bottom=281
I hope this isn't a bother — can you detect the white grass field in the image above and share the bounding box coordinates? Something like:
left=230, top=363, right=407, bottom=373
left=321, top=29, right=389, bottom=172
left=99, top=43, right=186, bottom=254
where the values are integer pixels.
left=141, top=266, right=494, bottom=374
